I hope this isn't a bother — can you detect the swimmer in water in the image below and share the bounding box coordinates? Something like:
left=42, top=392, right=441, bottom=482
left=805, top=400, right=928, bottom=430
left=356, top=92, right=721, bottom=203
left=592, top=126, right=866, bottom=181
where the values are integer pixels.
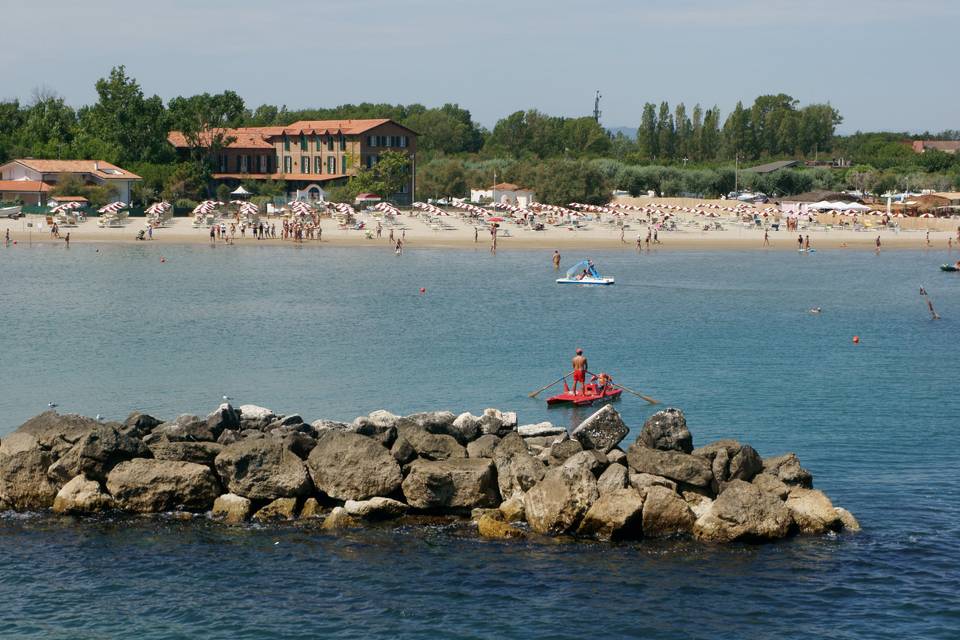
left=809, top=307, right=822, bottom=314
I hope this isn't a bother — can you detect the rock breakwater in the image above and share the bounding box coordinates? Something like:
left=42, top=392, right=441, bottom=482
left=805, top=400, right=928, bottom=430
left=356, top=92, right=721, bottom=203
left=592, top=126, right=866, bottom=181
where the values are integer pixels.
left=0, top=403, right=859, bottom=542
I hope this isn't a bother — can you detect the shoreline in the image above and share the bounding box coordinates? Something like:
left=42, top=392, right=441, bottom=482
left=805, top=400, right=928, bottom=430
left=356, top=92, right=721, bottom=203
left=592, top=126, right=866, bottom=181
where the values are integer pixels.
left=3, top=215, right=958, bottom=252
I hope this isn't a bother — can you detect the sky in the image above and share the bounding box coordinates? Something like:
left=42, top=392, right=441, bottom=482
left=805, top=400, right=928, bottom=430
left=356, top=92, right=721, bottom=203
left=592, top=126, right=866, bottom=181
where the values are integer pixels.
left=6, top=0, right=959, bottom=134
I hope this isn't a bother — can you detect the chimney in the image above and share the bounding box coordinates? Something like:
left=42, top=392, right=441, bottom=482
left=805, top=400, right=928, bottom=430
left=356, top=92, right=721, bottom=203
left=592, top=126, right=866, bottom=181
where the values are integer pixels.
left=94, top=161, right=100, bottom=172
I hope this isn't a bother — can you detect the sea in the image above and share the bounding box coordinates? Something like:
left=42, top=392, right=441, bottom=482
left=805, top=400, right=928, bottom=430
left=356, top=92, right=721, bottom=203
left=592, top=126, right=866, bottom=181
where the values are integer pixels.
left=1, top=241, right=958, bottom=639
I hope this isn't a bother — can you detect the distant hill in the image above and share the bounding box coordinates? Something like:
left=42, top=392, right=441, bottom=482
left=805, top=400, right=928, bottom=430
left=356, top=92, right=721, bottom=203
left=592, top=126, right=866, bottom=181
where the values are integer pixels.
left=608, top=126, right=637, bottom=138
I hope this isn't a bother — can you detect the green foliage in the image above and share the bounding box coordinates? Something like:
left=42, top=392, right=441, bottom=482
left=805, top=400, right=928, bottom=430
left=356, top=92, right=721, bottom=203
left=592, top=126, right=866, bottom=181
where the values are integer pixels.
left=417, top=157, right=468, bottom=199
left=50, top=173, right=117, bottom=207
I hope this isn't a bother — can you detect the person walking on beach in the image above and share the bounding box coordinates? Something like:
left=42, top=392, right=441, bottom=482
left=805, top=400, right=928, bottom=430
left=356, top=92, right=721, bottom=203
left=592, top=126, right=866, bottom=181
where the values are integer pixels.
left=395, top=238, right=403, bottom=255
left=653, top=228, right=660, bottom=244
left=875, top=235, right=881, bottom=252
left=925, top=231, right=931, bottom=248
left=764, top=230, right=770, bottom=247
left=4, top=228, right=9, bottom=244
left=474, top=227, right=478, bottom=243
left=376, top=222, right=382, bottom=239
left=571, top=348, right=588, bottom=396
left=797, top=234, right=803, bottom=251
left=209, top=226, right=215, bottom=245
left=620, top=226, right=625, bottom=243
left=64, top=232, right=70, bottom=247
left=389, top=228, right=394, bottom=243
left=804, top=235, right=811, bottom=251
left=490, top=225, right=498, bottom=255
left=636, top=235, right=642, bottom=253
left=552, top=250, right=561, bottom=270
left=148, top=225, right=153, bottom=240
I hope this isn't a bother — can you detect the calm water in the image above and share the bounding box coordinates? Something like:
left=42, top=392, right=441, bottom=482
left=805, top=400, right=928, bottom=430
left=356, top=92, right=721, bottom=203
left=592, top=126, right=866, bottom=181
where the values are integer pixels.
left=1, top=241, right=959, bottom=639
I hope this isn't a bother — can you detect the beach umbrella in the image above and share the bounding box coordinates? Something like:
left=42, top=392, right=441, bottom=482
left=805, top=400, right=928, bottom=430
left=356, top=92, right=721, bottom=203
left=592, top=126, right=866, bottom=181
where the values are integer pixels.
left=98, top=201, right=126, bottom=214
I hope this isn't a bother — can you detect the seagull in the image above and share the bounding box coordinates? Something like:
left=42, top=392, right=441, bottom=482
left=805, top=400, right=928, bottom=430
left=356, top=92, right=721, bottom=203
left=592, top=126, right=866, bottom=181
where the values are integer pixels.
left=222, top=395, right=231, bottom=402
left=48, top=402, right=58, bottom=408
left=95, top=414, right=102, bottom=422
left=808, top=307, right=822, bottom=315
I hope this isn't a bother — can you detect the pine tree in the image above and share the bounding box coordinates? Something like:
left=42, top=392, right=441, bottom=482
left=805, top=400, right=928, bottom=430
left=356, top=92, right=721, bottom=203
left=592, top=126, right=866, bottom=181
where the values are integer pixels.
left=657, top=102, right=675, bottom=160
left=637, top=103, right=658, bottom=159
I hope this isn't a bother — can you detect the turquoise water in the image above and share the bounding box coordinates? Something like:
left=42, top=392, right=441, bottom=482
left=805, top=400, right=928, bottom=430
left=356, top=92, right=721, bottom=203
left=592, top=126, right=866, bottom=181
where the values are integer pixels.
left=1, top=242, right=959, bottom=638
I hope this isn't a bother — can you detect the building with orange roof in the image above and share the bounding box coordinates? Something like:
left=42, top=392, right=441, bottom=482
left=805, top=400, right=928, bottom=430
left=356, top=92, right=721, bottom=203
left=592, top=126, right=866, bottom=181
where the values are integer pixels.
left=0, top=159, right=142, bottom=205
left=167, top=118, right=418, bottom=204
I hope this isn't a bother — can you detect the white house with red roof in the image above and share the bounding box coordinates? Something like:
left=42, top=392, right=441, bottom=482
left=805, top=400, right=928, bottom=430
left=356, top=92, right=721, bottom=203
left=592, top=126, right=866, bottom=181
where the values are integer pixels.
left=0, top=159, right=142, bottom=205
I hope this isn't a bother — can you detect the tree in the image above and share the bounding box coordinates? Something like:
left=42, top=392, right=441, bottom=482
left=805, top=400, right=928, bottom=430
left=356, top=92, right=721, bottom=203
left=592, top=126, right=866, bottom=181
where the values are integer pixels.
left=722, top=101, right=754, bottom=159
left=15, top=89, right=77, bottom=159
left=674, top=103, right=692, bottom=160
left=657, top=102, right=675, bottom=160
left=78, top=66, right=170, bottom=164
left=700, top=107, right=721, bottom=160
left=372, top=150, right=411, bottom=197
left=402, top=103, right=483, bottom=154
left=418, top=157, right=467, bottom=199
left=561, top=117, right=611, bottom=156
left=637, top=103, right=658, bottom=159
left=797, top=104, right=841, bottom=156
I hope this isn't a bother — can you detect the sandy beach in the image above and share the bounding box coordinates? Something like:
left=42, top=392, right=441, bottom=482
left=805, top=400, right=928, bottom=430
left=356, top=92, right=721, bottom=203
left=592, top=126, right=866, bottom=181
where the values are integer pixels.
left=3, top=196, right=958, bottom=252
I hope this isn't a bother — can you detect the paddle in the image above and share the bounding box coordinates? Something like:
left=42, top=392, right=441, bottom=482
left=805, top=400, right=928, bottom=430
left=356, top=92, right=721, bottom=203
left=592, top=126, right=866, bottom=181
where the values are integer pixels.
left=611, top=382, right=659, bottom=405
left=587, top=370, right=659, bottom=405
left=529, top=372, right=572, bottom=398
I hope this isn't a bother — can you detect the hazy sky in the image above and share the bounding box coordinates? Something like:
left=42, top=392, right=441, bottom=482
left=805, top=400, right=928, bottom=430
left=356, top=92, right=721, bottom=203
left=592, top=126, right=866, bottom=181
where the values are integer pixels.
left=6, top=0, right=958, bottom=133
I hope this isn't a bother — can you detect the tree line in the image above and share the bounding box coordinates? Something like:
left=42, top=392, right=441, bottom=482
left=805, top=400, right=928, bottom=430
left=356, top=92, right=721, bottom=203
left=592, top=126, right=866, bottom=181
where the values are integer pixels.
left=1, top=66, right=958, bottom=207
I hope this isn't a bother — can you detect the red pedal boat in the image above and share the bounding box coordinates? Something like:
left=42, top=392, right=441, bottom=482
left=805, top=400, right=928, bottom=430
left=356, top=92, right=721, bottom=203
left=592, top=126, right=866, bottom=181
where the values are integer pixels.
left=546, top=381, right=622, bottom=407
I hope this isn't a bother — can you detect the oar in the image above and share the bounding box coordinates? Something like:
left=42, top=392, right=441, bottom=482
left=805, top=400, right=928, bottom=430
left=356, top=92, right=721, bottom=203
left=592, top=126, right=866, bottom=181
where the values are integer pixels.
left=611, top=382, right=659, bottom=405
left=587, top=370, right=659, bottom=405
left=529, top=372, right=572, bottom=398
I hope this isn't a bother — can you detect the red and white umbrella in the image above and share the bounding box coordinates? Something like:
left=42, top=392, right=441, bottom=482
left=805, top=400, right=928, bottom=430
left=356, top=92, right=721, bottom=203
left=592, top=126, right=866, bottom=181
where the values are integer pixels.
left=145, top=202, right=171, bottom=214
left=52, top=201, right=85, bottom=213
left=98, top=201, right=127, bottom=214
left=239, top=202, right=260, bottom=215
left=374, top=202, right=401, bottom=216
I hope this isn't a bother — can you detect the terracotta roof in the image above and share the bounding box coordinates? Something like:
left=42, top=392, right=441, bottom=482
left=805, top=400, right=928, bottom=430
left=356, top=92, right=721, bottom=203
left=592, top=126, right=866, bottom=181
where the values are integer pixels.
left=50, top=195, right=89, bottom=202
left=492, top=183, right=531, bottom=191
left=0, top=180, right=52, bottom=192
left=914, top=140, right=960, bottom=153
left=167, top=129, right=275, bottom=150
left=10, top=159, right=141, bottom=180
left=212, top=173, right=348, bottom=182
left=169, top=119, right=416, bottom=150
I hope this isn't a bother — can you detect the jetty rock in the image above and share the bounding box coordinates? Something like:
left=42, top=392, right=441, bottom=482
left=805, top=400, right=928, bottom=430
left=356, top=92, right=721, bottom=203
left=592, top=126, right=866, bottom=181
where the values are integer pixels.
left=0, top=405, right=859, bottom=547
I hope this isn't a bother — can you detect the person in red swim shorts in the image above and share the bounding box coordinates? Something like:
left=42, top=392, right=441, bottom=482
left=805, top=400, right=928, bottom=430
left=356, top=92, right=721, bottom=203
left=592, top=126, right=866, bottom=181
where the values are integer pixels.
left=571, top=348, right=588, bottom=396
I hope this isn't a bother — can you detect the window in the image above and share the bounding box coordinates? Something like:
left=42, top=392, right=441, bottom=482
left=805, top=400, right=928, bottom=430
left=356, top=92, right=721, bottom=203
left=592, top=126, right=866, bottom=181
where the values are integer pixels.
left=339, top=134, right=346, bottom=150
left=284, top=135, right=290, bottom=151
left=284, top=156, right=292, bottom=173
left=315, top=156, right=322, bottom=173
left=399, top=182, right=409, bottom=194
left=235, top=156, right=242, bottom=172
left=259, top=155, right=266, bottom=173
left=327, top=136, right=334, bottom=151
left=301, top=156, right=309, bottom=174
left=369, top=135, right=376, bottom=147
left=300, top=134, right=307, bottom=151
left=400, top=136, right=408, bottom=148
left=328, top=156, right=336, bottom=174
left=341, top=155, right=349, bottom=172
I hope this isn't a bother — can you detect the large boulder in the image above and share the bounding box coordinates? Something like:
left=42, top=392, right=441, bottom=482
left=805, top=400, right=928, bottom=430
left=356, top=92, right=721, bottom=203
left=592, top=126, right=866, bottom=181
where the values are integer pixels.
left=401, top=458, right=499, bottom=509
left=148, top=441, right=224, bottom=466
left=477, top=510, right=525, bottom=539
left=207, top=403, right=240, bottom=438
left=785, top=487, right=841, bottom=534
left=493, top=434, right=545, bottom=499
left=762, top=453, right=813, bottom=488
left=307, top=431, right=402, bottom=501
left=484, top=408, right=517, bottom=430
left=636, top=408, right=693, bottom=453
left=350, top=417, right=397, bottom=448
left=321, top=506, right=358, bottom=530
left=214, top=439, right=312, bottom=501
left=0, top=433, right=60, bottom=510
left=122, top=412, right=163, bottom=439
left=524, top=465, right=599, bottom=535
left=517, top=422, right=566, bottom=438
left=467, top=434, right=500, bottom=459
left=545, top=439, right=583, bottom=466
left=344, top=497, right=409, bottom=520
left=211, top=493, right=252, bottom=523
left=390, top=435, right=417, bottom=465
left=561, top=450, right=608, bottom=478
left=151, top=414, right=217, bottom=442
left=834, top=507, right=861, bottom=532
left=12, top=411, right=99, bottom=458
left=252, top=497, right=298, bottom=521
left=597, top=463, right=629, bottom=495
left=629, top=472, right=677, bottom=493
left=571, top=405, right=629, bottom=453
left=693, top=479, right=793, bottom=543
left=641, top=485, right=696, bottom=537
left=451, top=412, right=482, bottom=442
left=751, top=473, right=790, bottom=500
left=693, top=440, right=763, bottom=490
left=396, top=424, right=466, bottom=460
left=106, top=458, right=221, bottom=512
left=238, top=404, right=276, bottom=430
left=577, top=488, right=645, bottom=540
left=47, top=425, right=150, bottom=484
left=626, top=444, right=713, bottom=489
left=52, top=474, right=115, bottom=514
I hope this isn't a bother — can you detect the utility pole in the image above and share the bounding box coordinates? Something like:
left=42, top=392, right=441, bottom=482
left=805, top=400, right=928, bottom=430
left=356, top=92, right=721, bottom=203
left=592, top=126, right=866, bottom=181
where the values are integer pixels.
left=593, top=90, right=602, bottom=123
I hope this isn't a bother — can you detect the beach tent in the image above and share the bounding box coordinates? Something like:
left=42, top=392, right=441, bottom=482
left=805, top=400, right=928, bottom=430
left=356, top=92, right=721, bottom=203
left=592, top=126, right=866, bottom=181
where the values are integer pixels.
left=231, top=185, right=252, bottom=197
